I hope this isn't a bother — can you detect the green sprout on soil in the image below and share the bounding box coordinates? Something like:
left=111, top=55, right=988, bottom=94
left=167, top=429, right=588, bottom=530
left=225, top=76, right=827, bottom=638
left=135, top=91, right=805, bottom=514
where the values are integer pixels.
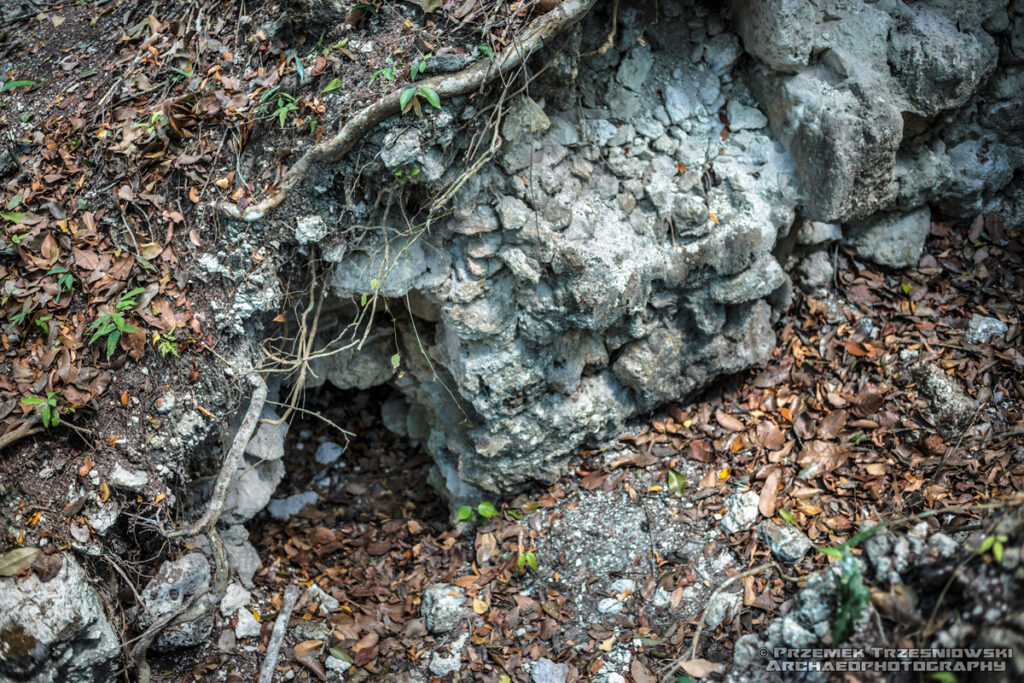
left=21, top=391, right=72, bottom=429
left=410, top=53, right=430, bottom=81
left=259, top=88, right=299, bottom=128
left=476, top=44, right=494, bottom=62
left=400, top=85, right=440, bottom=117
left=87, top=287, right=145, bottom=359
left=154, top=329, right=180, bottom=358
left=369, top=57, right=399, bottom=86
left=516, top=551, right=538, bottom=572
left=393, top=167, right=420, bottom=185
left=456, top=501, right=499, bottom=523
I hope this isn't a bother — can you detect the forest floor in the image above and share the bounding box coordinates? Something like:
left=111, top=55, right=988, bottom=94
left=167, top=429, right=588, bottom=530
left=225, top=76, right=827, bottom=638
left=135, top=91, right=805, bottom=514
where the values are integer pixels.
left=147, top=219, right=1024, bottom=682
left=1, top=1, right=1023, bottom=682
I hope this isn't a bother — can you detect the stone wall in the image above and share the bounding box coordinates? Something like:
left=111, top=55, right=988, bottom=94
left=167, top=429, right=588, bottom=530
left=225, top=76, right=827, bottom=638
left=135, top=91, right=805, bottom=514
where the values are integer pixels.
left=289, top=0, right=1023, bottom=502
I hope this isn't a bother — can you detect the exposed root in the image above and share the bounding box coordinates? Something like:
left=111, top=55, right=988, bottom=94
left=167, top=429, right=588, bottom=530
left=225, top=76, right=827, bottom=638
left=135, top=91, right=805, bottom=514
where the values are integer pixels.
left=581, top=0, right=619, bottom=61
left=217, top=0, right=599, bottom=223
left=131, top=373, right=267, bottom=682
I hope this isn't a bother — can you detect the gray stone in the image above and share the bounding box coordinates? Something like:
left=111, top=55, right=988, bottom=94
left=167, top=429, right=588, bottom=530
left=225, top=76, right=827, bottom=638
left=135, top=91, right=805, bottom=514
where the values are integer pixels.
left=234, top=608, right=261, bottom=639
left=219, top=582, right=251, bottom=618
left=307, top=583, right=340, bottom=614
left=908, top=361, right=975, bottom=439
left=532, top=657, right=569, bottom=683
left=139, top=553, right=214, bottom=651
left=501, top=96, right=550, bottom=145
left=731, top=0, right=814, bottom=72
left=597, top=597, right=623, bottom=615
left=85, top=502, right=119, bottom=535
left=217, top=628, right=236, bottom=652
left=266, top=491, right=319, bottom=520
left=759, top=519, right=813, bottom=563
left=296, top=215, right=329, bottom=245
left=155, top=390, right=176, bottom=414
left=964, top=314, right=1008, bottom=344
left=662, top=84, right=700, bottom=124
left=0, top=554, right=120, bottom=683
left=844, top=207, right=931, bottom=269
left=726, top=100, right=768, bottom=130
left=326, top=653, right=353, bottom=678
left=617, top=45, right=653, bottom=91
left=221, top=456, right=284, bottom=525
left=794, top=251, right=834, bottom=293
left=223, top=524, right=261, bottom=588
left=428, top=632, right=467, bottom=677
left=704, top=590, right=742, bottom=630
left=420, top=583, right=465, bottom=634
left=795, top=219, right=843, bottom=246
left=245, top=406, right=287, bottom=461
left=315, top=441, right=345, bottom=465
left=721, top=491, right=761, bottom=534
left=110, top=463, right=147, bottom=491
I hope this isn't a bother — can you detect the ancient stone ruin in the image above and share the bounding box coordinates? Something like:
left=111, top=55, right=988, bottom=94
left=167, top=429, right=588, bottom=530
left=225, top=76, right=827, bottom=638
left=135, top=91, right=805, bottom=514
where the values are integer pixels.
left=262, top=0, right=1023, bottom=503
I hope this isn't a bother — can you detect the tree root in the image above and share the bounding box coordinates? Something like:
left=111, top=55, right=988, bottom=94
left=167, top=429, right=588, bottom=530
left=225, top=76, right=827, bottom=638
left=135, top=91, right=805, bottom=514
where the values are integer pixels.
left=581, top=0, right=618, bottom=61
left=132, top=373, right=267, bottom=682
left=218, top=0, right=599, bottom=223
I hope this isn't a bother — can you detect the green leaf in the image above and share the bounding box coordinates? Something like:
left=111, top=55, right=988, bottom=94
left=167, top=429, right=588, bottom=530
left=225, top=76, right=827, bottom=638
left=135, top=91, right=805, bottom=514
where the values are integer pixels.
left=779, top=509, right=798, bottom=525
left=390, top=353, right=400, bottom=369
left=0, top=546, right=40, bottom=576
left=979, top=535, right=997, bottom=554
left=399, top=87, right=416, bottom=113
left=477, top=502, right=498, bottom=519
left=321, top=77, right=343, bottom=94
left=523, top=551, right=537, bottom=570
left=7, top=193, right=23, bottom=210
left=1, top=80, right=36, bottom=93
left=901, top=283, right=912, bottom=295
left=418, top=85, right=441, bottom=109
left=369, top=278, right=379, bottom=289
left=818, top=546, right=843, bottom=559
left=21, top=396, right=44, bottom=405
left=667, top=469, right=687, bottom=495
left=833, top=550, right=869, bottom=644
left=477, top=44, right=494, bottom=61
left=676, top=677, right=697, bottom=683
left=360, top=293, right=368, bottom=307
left=328, top=648, right=353, bottom=663
left=420, top=0, right=442, bottom=13
left=40, top=404, right=52, bottom=428
left=930, top=673, right=958, bottom=682
left=107, top=328, right=121, bottom=359
left=993, top=541, right=1004, bottom=563
left=507, top=509, right=523, bottom=520
left=1, top=211, right=26, bottom=223
left=456, top=506, right=474, bottom=522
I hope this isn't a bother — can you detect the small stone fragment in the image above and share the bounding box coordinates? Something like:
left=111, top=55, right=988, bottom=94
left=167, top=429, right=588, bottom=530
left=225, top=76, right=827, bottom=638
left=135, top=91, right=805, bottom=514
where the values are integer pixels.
left=721, top=491, right=761, bottom=534
left=759, top=520, right=813, bottom=563
left=532, top=657, right=569, bottom=683
left=420, top=583, right=466, bottom=634
left=234, top=608, right=261, bottom=639
left=266, top=491, right=319, bottom=520
left=963, top=314, right=1007, bottom=344
left=110, top=463, right=148, bottom=491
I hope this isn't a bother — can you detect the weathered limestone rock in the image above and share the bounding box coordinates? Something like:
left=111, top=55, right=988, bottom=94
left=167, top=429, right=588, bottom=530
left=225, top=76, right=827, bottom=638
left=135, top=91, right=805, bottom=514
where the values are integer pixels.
left=0, top=554, right=120, bottom=683
left=844, top=207, right=932, bottom=269
left=138, top=553, right=214, bottom=652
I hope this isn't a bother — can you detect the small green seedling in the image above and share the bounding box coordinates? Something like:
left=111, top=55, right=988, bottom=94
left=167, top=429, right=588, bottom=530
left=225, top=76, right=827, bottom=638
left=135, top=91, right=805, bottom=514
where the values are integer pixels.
left=667, top=468, right=687, bottom=495
left=87, top=287, right=145, bottom=359
left=369, top=57, right=399, bottom=85
left=979, top=533, right=1009, bottom=563
left=393, top=167, right=420, bottom=185
left=154, top=330, right=180, bottom=358
left=321, top=77, right=343, bottom=94
left=818, top=546, right=870, bottom=644
left=400, top=85, right=440, bottom=116
left=476, top=44, right=494, bottom=61
left=1, top=80, right=36, bottom=93
left=410, top=53, right=430, bottom=81
left=259, top=88, right=299, bottom=128
left=516, top=551, right=538, bottom=572
left=456, top=501, right=500, bottom=523
left=48, top=266, right=75, bottom=294
left=22, top=391, right=71, bottom=428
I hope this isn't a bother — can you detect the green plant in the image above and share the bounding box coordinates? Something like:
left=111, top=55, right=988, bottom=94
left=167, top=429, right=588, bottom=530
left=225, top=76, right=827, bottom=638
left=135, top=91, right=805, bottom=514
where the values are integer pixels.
left=393, top=167, right=420, bottom=185
left=456, top=501, right=500, bottom=523
left=154, top=329, right=180, bottom=358
left=259, top=88, right=299, bottom=128
left=321, top=78, right=343, bottom=94
left=410, top=53, right=430, bottom=81
left=516, top=551, right=538, bottom=572
left=22, top=391, right=72, bottom=428
left=1, top=80, right=35, bottom=93
left=400, top=85, right=440, bottom=116
left=978, top=533, right=1009, bottom=563
left=827, top=548, right=870, bottom=644
left=476, top=44, right=494, bottom=62
left=48, top=265, right=75, bottom=294
left=369, top=57, right=399, bottom=85
left=87, top=287, right=145, bottom=359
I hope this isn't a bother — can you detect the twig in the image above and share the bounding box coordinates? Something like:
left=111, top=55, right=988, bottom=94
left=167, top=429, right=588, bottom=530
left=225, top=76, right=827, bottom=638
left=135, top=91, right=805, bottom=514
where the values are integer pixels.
left=661, top=561, right=802, bottom=683
left=0, top=416, right=41, bottom=451
left=259, top=584, right=301, bottom=683
left=218, top=0, right=599, bottom=222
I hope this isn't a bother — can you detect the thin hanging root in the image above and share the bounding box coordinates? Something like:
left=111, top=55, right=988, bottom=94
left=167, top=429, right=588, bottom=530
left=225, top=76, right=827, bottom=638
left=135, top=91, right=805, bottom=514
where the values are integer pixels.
left=581, top=0, right=618, bottom=61
left=218, top=0, right=599, bottom=223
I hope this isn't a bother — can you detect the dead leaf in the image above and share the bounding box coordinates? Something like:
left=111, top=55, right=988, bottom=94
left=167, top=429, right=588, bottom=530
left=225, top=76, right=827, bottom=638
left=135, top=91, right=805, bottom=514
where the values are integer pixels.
left=472, top=598, right=488, bottom=615
left=32, top=551, right=62, bottom=581
left=297, top=655, right=326, bottom=681
left=797, top=440, right=851, bottom=474
left=0, top=547, right=41, bottom=576
left=759, top=468, right=780, bottom=517
left=817, top=410, right=848, bottom=440
left=294, top=640, right=323, bottom=659
left=680, top=658, right=726, bottom=678
left=715, top=409, right=744, bottom=432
